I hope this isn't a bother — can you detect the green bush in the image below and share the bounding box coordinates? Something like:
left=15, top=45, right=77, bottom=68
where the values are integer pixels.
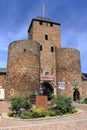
left=23, top=96, right=32, bottom=110
left=70, top=109, right=78, bottom=114
left=8, top=112, right=20, bottom=118
left=8, top=112, right=14, bottom=117
left=48, top=110, right=56, bottom=117
left=52, top=96, right=73, bottom=114
left=8, top=95, right=77, bottom=119
left=32, top=108, right=47, bottom=118
left=13, top=114, right=20, bottom=118
left=80, top=97, right=87, bottom=104
left=9, top=96, right=32, bottom=114
left=20, top=111, right=32, bottom=119
left=84, top=98, right=87, bottom=104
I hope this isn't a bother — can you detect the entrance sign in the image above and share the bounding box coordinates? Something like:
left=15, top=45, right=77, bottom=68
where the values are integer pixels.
left=41, top=76, right=54, bottom=81
left=0, top=86, right=5, bottom=100
left=58, top=82, right=65, bottom=90
left=36, top=95, right=48, bottom=110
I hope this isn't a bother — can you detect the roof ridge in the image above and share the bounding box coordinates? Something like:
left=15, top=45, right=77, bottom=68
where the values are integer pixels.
left=35, top=16, right=54, bottom=22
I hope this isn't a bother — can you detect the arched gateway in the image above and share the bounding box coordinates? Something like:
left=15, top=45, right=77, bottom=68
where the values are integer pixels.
left=41, top=82, right=54, bottom=100
left=73, top=89, right=80, bottom=101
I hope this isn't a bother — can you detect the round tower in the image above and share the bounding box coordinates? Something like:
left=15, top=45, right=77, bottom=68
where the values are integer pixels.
left=56, top=48, right=82, bottom=100
left=6, top=40, right=40, bottom=99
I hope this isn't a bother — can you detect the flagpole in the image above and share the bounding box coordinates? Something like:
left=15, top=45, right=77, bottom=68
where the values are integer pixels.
left=42, top=0, right=45, bottom=17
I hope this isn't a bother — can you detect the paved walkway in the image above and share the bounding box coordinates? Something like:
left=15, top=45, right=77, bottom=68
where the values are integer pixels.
left=0, top=102, right=87, bottom=129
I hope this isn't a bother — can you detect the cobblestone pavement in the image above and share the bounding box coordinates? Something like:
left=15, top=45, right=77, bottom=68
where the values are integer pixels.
left=0, top=102, right=87, bottom=130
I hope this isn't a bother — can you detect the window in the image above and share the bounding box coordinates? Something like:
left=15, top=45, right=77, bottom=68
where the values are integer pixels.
left=50, top=23, right=53, bottom=27
left=39, top=21, right=43, bottom=25
left=23, top=49, right=27, bottom=53
left=45, top=35, right=48, bottom=40
left=46, top=23, right=48, bottom=26
left=40, top=45, right=42, bottom=51
left=51, top=46, right=54, bottom=52
left=45, top=72, right=49, bottom=76
left=3, top=73, right=6, bottom=76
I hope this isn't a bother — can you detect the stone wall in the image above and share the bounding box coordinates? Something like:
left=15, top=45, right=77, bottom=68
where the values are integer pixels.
left=81, top=81, right=87, bottom=99
left=0, top=75, right=4, bottom=86
left=56, top=48, right=82, bottom=99
left=6, top=40, right=40, bottom=99
left=28, top=20, right=61, bottom=48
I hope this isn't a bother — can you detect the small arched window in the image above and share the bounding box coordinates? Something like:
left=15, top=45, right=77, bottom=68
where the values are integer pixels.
left=39, top=21, right=43, bottom=25
left=50, top=23, right=53, bottom=27
left=51, top=46, right=54, bottom=52
left=23, top=49, right=27, bottom=53
left=40, top=45, right=42, bottom=51
left=45, top=72, right=49, bottom=76
left=45, top=35, right=48, bottom=40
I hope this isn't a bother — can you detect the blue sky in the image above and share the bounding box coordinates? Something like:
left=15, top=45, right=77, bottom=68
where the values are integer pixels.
left=0, top=0, right=87, bottom=73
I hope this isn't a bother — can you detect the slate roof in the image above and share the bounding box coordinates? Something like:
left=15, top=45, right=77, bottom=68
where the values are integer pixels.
left=35, top=16, right=55, bottom=23
left=28, top=16, right=60, bottom=32
left=82, top=73, right=87, bottom=81
left=0, top=68, right=7, bottom=75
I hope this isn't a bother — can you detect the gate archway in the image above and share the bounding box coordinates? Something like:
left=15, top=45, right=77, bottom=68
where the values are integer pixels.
left=73, top=88, right=80, bottom=101
left=41, top=82, right=54, bottom=100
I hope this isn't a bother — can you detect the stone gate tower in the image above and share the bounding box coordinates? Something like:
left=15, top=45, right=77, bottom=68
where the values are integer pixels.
left=28, top=17, right=61, bottom=96
left=28, top=16, right=82, bottom=100
left=5, top=16, right=82, bottom=100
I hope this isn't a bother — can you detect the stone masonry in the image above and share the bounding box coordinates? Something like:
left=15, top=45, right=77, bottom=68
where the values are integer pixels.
left=56, top=48, right=82, bottom=99
left=0, top=16, right=87, bottom=100
left=6, top=40, right=40, bottom=99
left=28, top=17, right=61, bottom=95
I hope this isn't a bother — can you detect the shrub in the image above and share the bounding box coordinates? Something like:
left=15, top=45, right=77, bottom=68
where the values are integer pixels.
left=80, top=97, right=87, bottom=104
left=32, top=108, right=47, bottom=118
left=48, top=110, right=56, bottom=117
left=70, top=109, right=78, bottom=114
left=8, top=96, right=77, bottom=119
left=13, top=114, right=20, bottom=118
left=9, top=96, right=24, bottom=113
left=9, top=96, right=32, bottom=114
left=20, top=111, right=32, bottom=119
left=8, top=112, right=14, bottom=117
left=48, top=92, right=55, bottom=101
left=52, top=96, right=73, bottom=114
left=23, top=96, right=32, bottom=110
left=84, top=98, right=87, bottom=104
